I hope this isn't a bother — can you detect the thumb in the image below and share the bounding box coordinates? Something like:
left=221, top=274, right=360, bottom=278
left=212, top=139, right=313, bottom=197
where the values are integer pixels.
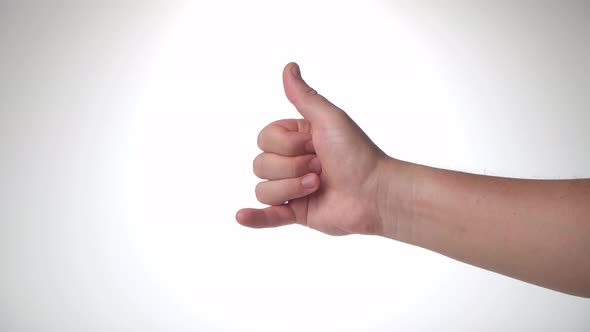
left=282, top=62, right=343, bottom=124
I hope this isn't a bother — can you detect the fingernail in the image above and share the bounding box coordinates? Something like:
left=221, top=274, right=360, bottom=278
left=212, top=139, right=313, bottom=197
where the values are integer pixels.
left=291, top=63, right=302, bottom=80
left=304, top=140, right=315, bottom=153
left=308, top=157, right=321, bottom=173
left=301, top=173, right=317, bottom=189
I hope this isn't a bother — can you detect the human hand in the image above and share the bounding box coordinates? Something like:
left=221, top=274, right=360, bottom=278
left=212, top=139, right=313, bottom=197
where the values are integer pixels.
left=237, top=63, right=590, bottom=297
left=236, top=63, right=394, bottom=236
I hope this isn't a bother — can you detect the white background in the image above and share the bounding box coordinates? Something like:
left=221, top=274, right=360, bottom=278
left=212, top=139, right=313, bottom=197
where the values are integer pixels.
left=1, top=1, right=589, bottom=331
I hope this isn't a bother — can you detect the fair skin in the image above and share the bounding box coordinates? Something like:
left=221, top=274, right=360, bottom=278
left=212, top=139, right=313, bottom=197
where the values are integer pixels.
left=235, top=62, right=590, bottom=298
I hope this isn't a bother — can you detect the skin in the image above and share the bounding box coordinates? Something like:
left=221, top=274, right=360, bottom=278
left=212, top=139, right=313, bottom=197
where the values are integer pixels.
left=236, top=62, right=590, bottom=298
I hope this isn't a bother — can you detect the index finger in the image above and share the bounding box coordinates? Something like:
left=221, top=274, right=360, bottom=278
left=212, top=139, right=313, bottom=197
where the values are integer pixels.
left=257, top=119, right=315, bottom=156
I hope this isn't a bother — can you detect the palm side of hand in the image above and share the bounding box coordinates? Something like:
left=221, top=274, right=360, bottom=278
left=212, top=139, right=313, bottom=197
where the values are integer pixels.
left=236, top=63, right=387, bottom=236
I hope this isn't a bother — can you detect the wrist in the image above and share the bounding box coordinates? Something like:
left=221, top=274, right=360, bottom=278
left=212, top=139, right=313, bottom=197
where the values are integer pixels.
left=375, top=156, right=419, bottom=243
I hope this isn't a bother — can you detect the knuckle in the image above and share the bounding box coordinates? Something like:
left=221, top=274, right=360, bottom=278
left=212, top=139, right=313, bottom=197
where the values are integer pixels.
left=257, top=123, right=277, bottom=151
left=296, top=87, right=318, bottom=107
left=304, top=86, right=318, bottom=97
left=254, top=182, right=265, bottom=203
left=256, top=129, right=266, bottom=150
left=253, top=153, right=264, bottom=177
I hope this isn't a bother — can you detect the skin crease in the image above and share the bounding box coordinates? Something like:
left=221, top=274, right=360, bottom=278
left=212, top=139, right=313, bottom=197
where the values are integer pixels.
left=236, top=62, right=590, bottom=298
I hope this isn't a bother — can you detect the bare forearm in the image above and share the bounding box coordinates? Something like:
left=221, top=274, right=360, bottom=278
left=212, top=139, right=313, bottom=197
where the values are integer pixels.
left=378, top=157, right=590, bottom=297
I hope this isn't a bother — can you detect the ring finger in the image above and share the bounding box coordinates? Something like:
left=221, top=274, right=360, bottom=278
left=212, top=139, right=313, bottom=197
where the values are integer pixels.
left=255, top=173, right=320, bottom=206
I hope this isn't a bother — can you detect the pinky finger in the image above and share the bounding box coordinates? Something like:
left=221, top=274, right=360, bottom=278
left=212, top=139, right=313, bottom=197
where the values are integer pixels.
left=235, top=206, right=296, bottom=229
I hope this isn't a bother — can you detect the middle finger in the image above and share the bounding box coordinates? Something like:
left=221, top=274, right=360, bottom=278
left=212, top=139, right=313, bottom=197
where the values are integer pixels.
left=253, top=153, right=322, bottom=180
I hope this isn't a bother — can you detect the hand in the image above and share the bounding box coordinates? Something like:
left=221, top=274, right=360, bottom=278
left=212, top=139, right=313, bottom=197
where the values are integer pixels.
left=236, top=63, right=393, bottom=236
left=236, top=64, right=590, bottom=298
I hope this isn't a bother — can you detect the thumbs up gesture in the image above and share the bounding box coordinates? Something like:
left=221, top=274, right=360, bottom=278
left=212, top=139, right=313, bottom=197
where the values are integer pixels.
left=236, top=63, right=397, bottom=236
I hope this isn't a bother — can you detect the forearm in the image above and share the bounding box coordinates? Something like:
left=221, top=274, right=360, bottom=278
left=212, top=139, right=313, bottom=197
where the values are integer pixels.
left=377, top=157, right=590, bottom=297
